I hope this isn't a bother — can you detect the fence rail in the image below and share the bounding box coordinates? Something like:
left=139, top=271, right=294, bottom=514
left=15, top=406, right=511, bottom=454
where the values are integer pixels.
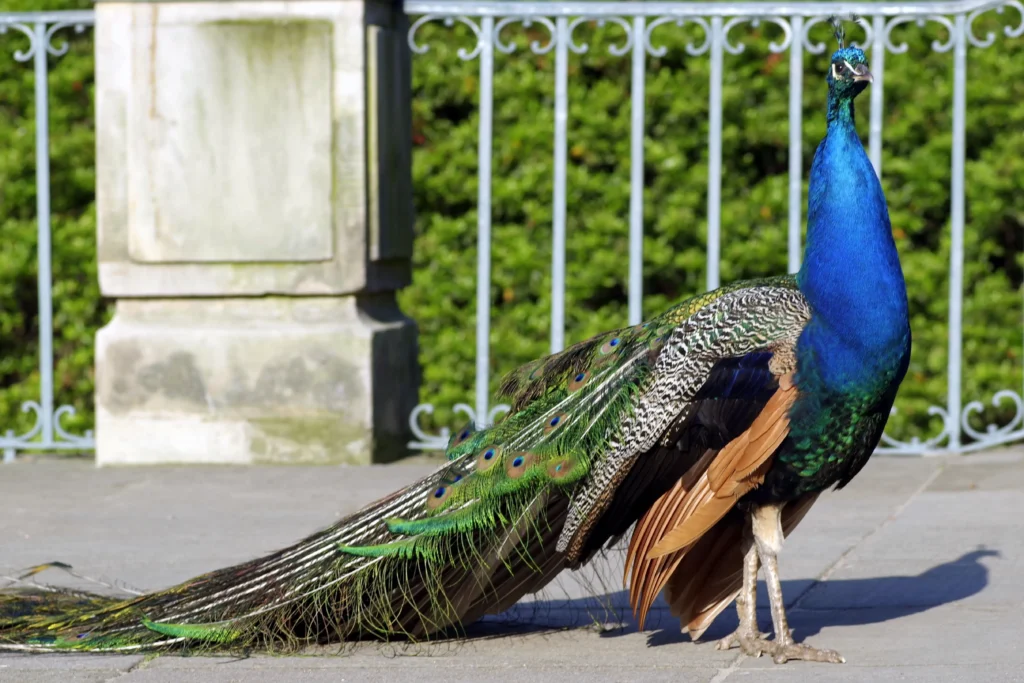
left=0, top=1, right=1021, bottom=461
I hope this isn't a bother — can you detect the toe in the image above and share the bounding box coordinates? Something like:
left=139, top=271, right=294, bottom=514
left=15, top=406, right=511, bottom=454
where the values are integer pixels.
left=768, top=643, right=845, bottom=665
left=715, top=637, right=735, bottom=651
left=715, top=628, right=764, bottom=653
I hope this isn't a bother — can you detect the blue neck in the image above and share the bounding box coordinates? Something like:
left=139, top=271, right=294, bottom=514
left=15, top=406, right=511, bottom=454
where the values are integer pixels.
left=796, top=94, right=909, bottom=389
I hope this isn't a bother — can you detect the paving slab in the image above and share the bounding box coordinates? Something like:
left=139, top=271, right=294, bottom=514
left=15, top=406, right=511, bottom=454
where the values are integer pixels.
left=0, top=653, right=143, bottom=682
left=1, top=449, right=1023, bottom=682
left=727, top=665, right=1024, bottom=683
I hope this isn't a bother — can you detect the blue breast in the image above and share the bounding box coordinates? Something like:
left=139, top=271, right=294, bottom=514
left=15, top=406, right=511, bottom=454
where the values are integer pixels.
left=796, top=110, right=910, bottom=393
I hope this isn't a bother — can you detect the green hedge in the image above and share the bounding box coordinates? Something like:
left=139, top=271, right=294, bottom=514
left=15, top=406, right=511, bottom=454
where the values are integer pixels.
left=1, top=2, right=1021, bottom=450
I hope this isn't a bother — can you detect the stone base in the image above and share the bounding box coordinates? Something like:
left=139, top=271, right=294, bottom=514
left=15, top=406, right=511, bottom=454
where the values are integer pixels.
left=94, top=296, right=418, bottom=465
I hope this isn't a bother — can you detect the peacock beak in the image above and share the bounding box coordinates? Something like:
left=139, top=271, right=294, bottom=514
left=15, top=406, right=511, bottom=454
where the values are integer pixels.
left=852, top=65, right=873, bottom=83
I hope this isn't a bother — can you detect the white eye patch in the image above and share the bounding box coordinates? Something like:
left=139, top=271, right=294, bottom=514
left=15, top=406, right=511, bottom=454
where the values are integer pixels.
left=831, top=60, right=859, bottom=79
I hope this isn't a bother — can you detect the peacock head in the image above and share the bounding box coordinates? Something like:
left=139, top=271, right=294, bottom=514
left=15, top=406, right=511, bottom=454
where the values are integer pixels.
left=827, top=46, right=873, bottom=99
left=826, top=17, right=873, bottom=100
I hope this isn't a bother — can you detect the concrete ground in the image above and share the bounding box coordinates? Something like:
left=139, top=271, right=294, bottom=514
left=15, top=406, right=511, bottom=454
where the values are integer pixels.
left=1, top=449, right=1023, bottom=682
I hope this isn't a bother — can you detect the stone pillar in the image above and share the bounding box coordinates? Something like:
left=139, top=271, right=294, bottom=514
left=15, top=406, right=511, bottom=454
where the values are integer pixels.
left=93, top=0, right=419, bottom=465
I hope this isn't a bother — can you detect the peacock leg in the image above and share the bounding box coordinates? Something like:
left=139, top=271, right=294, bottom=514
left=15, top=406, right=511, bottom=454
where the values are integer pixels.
left=715, top=521, right=767, bottom=655
left=751, top=503, right=844, bottom=664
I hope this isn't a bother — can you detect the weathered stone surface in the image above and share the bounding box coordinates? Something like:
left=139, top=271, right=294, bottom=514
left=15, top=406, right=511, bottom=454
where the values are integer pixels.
left=95, top=0, right=413, bottom=297
left=95, top=296, right=418, bottom=465
left=127, top=18, right=335, bottom=263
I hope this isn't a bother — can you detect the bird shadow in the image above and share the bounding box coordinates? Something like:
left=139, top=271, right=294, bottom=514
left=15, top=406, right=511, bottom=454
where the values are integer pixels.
left=461, top=548, right=998, bottom=646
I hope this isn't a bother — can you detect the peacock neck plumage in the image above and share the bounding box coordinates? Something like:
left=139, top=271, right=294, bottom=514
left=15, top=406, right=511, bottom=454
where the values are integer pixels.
left=796, top=64, right=909, bottom=392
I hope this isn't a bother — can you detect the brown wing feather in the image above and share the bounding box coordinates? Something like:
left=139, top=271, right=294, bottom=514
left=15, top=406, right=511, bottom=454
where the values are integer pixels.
left=648, top=380, right=796, bottom=556
left=623, top=448, right=716, bottom=617
left=625, top=376, right=797, bottom=627
left=663, top=508, right=745, bottom=631
left=623, top=449, right=715, bottom=581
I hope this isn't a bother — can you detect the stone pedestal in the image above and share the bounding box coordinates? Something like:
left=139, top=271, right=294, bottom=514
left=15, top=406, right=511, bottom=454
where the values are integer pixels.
left=94, top=0, right=418, bottom=465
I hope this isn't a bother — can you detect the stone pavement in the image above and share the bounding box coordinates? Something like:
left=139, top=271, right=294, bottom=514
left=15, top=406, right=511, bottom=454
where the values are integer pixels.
left=1, top=449, right=1023, bottom=682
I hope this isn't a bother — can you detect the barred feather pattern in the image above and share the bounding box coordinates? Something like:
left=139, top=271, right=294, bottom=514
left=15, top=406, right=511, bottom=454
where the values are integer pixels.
left=557, top=283, right=810, bottom=560
left=1, top=277, right=810, bottom=653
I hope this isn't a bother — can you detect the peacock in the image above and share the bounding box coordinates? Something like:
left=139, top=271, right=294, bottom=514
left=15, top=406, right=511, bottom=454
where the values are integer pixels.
left=0, top=20, right=909, bottom=665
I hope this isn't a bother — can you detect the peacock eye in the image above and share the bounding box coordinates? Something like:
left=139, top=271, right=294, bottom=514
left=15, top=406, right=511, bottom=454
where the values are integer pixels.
left=834, top=62, right=846, bottom=76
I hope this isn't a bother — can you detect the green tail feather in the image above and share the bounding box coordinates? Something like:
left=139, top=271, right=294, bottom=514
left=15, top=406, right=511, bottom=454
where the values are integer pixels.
left=2, top=283, right=756, bottom=653
left=141, top=618, right=240, bottom=644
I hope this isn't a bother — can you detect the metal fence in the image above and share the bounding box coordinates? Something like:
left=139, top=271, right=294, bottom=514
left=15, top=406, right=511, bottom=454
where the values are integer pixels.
left=402, top=0, right=1024, bottom=455
left=1, top=1, right=1022, bottom=461
left=0, top=11, right=95, bottom=462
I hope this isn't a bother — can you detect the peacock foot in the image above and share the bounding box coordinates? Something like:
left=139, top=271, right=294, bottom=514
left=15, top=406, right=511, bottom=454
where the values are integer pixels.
left=747, top=504, right=846, bottom=665
left=715, top=627, right=768, bottom=657
left=759, top=637, right=845, bottom=665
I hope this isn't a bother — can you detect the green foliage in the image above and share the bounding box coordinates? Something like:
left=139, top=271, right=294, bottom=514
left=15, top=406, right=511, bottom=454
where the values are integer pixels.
left=0, top=5, right=1021, bottom=451
left=402, top=16, right=1024, bottom=446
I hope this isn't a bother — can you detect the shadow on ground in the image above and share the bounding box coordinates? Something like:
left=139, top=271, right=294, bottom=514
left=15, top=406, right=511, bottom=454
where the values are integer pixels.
left=462, top=549, right=997, bottom=646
